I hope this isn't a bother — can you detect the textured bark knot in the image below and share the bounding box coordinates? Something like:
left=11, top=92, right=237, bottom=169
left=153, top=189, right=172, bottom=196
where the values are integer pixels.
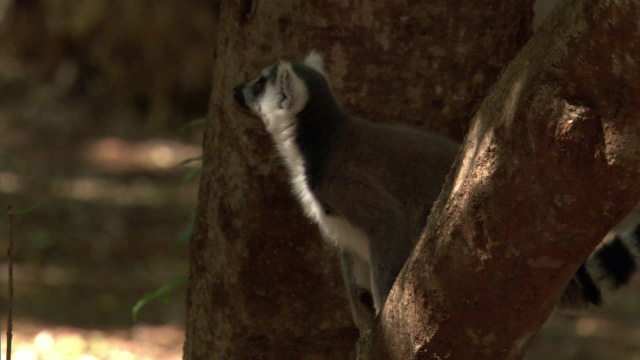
left=554, top=100, right=602, bottom=157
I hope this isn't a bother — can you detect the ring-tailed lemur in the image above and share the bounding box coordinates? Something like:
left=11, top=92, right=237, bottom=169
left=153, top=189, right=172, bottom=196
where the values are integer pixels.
left=233, top=51, right=640, bottom=333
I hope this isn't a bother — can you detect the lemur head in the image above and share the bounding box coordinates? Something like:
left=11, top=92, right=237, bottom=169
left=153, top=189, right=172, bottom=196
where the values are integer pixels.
left=233, top=51, right=335, bottom=136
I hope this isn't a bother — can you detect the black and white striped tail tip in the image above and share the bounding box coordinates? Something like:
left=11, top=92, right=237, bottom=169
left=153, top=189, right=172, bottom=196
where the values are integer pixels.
left=558, top=265, right=602, bottom=311
left=559, top=224, right=640, bottom=311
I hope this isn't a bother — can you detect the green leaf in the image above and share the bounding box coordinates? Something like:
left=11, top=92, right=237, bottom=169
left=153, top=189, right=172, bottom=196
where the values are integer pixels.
left=179, top=156, right=203, bottom=166
left=11, top=205, right=41, bottom=216
left=132, top=273, right=188, bottom=322
left=178, top=210, right=197, bottom=246
left=182, top=167, right=202, bottom=182
left=179, top=117, right=207, bottom=131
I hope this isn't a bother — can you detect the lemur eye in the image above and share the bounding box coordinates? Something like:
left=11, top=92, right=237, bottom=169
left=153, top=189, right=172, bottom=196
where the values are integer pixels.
left=252, top=77, right=266, bottom=95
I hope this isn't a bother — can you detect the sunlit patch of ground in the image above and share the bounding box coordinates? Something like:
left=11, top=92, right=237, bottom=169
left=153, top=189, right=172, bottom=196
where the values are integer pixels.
left=1, top=319, right=183, bottom=360
left=0, top=66, right=196, bottom=359
left=82, top=137, right=201, bottom=174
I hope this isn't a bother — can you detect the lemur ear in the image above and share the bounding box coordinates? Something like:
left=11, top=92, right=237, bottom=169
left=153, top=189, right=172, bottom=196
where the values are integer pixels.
left=277, top=63, right=303, bottom=110
left=304, top=50, right=326, bottom=76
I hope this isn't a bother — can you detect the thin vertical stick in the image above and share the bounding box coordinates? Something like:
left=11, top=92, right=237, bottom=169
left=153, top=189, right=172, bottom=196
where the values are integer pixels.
left=6, top=206, right=14, bottom=360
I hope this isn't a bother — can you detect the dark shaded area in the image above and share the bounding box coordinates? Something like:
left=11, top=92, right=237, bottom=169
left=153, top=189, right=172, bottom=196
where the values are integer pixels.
left=0, top=0, right=214, bottom=130
left=0, top=0, right=210, bottom=357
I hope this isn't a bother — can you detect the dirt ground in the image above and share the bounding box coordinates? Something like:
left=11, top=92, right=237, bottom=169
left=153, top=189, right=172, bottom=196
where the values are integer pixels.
left=0, top=53, right=197, bottom=359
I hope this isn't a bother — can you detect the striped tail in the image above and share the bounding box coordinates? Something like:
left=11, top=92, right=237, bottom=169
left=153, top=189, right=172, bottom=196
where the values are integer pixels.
left=559, top=224, right=640, bottom=309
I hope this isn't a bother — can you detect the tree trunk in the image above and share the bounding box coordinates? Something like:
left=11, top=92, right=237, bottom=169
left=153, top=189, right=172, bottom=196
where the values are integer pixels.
left=185, top=1, right=533, bottom=359
left=361, top=1, right=640, bottom=359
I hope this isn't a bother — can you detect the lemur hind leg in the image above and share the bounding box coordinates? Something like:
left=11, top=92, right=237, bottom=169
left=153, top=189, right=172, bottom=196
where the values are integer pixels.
left=339, top=249, right=375, bottom=333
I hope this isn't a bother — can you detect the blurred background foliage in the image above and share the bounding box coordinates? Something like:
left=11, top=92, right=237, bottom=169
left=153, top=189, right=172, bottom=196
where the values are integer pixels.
left=0, top=0, right=214, bottom=129
left=0, top=0, right=213, bottom=358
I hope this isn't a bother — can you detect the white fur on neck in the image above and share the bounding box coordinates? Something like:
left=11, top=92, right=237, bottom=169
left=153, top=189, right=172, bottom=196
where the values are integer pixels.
left=266, top=112, right=370, bottom=263
left=258, top=57, right=370, bottom=262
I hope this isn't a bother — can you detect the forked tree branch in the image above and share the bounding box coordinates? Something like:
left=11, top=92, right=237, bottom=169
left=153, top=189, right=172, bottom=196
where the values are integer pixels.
left=363, top=1, right=640, bottom=359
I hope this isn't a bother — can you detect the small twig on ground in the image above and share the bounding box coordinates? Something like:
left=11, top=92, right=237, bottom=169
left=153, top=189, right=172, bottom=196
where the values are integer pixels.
left=6, top=205, right=14, bottom=360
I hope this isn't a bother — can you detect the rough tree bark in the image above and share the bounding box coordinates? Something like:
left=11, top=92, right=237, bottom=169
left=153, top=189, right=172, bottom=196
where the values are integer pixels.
left=362, top=1, right=640, bottom=359
left=184, top=1, right=533, bottom=359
